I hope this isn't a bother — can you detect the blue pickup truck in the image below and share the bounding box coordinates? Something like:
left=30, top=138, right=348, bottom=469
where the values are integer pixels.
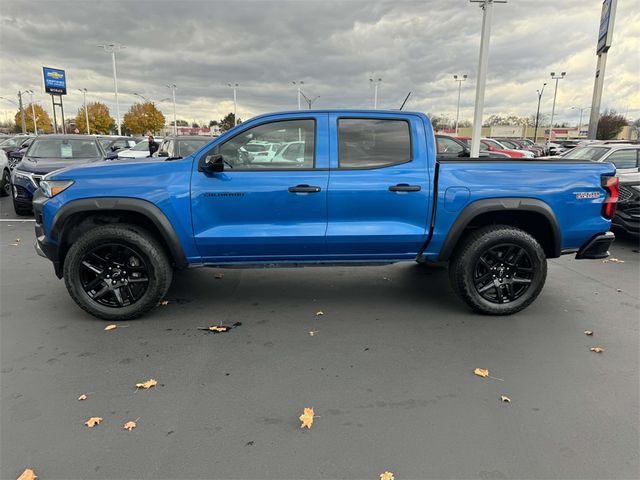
left=32, top=110, right=618, bottom=320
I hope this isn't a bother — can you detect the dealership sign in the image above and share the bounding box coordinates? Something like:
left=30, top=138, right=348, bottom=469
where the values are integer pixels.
left=42, top=67, right=67, bottom=95
left=597, top=0, right=616, bottom=54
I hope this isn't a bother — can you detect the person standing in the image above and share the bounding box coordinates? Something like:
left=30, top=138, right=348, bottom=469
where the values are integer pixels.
left=148, top=135, right=159, bottom=157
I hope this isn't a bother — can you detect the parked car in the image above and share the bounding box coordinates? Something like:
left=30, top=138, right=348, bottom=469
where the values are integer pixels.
left=614, top=175, right=639, bottom=237
left=98, top=136, right=142, bottom=153
left=559, top=143, right=638, bottom=168
left=154, top=136, right=211, bottom=159
left=455, top=136, right=527, bottom=158
left=0, top=148, right=9, bottom=196
left=6, top=137, right=36, bottom=167
left=517, top=138, right=546, bottom=156
left=117, top=138, right=163, bottom=159
left=495, top=138, right=541, bottom=157
left=32, top=110, right=617, bottom=320
left=11, top=135, right=115, bottom=215
left=0, top=135, right=33, bottom=153
left=435, top=135, right=509, bottom=159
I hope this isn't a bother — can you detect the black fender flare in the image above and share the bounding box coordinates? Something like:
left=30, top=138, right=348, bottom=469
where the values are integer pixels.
left=437, top=197, right=562, bottom=261
left=51, top=197, right=188, bottom=269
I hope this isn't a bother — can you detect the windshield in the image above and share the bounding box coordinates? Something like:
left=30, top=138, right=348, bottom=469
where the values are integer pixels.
left=28, top=138, right=100, bottom=159
left=1, top=137, right=30, bottom=147
left=563, top=146, right=610, bottom=161
left=177, top=139, right=209, bottom=157
left=483, top=139, right=505, bottom=149
left=131, top=140, right=150, bottom=151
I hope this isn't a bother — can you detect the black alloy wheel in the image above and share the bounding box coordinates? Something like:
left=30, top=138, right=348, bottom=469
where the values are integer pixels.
left=473, top=243, right=533, bottom=304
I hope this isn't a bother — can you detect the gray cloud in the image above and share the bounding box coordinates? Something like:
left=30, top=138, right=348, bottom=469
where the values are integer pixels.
left=1, top=0, right=638, bottom=127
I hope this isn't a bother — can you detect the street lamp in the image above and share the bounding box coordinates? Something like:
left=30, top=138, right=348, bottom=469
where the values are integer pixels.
left=133, top=92, right=151, bottom=104
left=533, top=82, right=547, bottom=142
left=98, top=43, right=126, bottom=135
left=369, top=78, right=382, bottom=109
left=292, top=81, right=304, bottom=110
left=227, top=83, right=239, bottom=125
left=79, top=88, right=89, bottom=134
left=547, top=71, right=566, bottom=144
left=571, top=106, right=591, bottom=137
left=24, top=90, right=37, bottom=135
left=166, top=84, right=177, bottom=135
left=299, top=91, right=320, bottom=109
left=453, top=74, right=468, bottom=134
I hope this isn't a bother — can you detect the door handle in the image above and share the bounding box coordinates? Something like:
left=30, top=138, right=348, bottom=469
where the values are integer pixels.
left=288, top=184, right=322, bottom=193
left=389, top=184, right=421, bottom=192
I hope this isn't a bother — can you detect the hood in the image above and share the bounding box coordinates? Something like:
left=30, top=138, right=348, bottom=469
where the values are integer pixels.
left=16, top=155, right=104, bottom=174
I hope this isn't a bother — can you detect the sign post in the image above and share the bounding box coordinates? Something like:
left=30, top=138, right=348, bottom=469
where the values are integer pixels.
left=42, top=67, right=67, bottom=133
left=588, top=0, right=617, bottom=139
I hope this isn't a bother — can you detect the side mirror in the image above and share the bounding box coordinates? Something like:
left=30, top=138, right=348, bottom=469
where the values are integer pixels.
left=199, top=154, right=224, bottom=173
left=158, top=151, right=169, bottom=157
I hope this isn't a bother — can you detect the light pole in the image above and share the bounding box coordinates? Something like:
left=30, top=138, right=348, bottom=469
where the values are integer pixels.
left=16, top=90, right=27, bottom=133
left=369, top=78, right=382, bottom=109
left=167, top=84, right=177, bottom=135
left=79, top=88, right=89, bottom=134
left=227, top=83, right=239, bottom=125
left=547, top=71, right=566, bottom=144
left=24, top=90, right=37, bottom=134
left=98, top=43, right=126, bottom=135
left=292, top=81, right=304, bottom=110
left=453, top=74, right=468, bottom=134
left=571, top=106, right=591, bottom=137
left=469, top=0, right=507, bottom=157
left=300, top=91, right=320, bottom=109
left=533, top=82, right=547, bottom=142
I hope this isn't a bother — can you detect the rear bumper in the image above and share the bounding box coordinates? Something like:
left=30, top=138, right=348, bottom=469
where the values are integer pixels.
left=576, top=231, right=615, bottom=260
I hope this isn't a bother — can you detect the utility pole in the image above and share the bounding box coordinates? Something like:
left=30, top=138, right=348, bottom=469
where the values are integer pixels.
left=588, top=0, right=617, bottom=139
left=453, top=74, right=468, bottom=134
left=25, top=90, right=37, bottom=134
left=533, top=83, right=546, bottom=142
left=571, top=106, right=591, bottom=137
left=292, top=81, right=304, bottom=110
left=469, top=0, right=506, bottom=157
left=228, top=83, right=238, bottom=125
left=167, top=84, right=177, bottom=135
left=98, top=44, right=125, bottom=135
left=369, top=78, right=382, bottom=109
left=17, top=91, right=26, bottom=134
left=547, top=71, right=566, bottom=144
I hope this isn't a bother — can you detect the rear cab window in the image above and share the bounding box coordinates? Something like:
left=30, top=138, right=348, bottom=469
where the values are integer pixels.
left=337, top=118, right=411, bottom=169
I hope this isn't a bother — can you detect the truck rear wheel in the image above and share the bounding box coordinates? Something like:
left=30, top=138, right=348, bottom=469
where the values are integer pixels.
left=449, top=225, right=547, bottom=315
left=63, top=224, right=173, bottom=320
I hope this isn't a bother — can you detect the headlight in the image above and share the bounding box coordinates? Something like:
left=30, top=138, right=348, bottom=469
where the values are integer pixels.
left=39, top=180, right=74, bottom=198
left=11, top=169, right=31, bottom=181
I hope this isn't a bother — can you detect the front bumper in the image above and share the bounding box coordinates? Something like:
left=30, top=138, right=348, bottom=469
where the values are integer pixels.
left=576, top=231, right=615, bottom=260
left=33, top=189, right=63, bottom=277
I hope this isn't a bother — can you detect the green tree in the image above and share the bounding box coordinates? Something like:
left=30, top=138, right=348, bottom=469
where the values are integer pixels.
left=208, top=120, right=219, bottom=127
left=14, top=104, right=53, bottom=133
left=122, top=102, right=165, bottom=134
left=218, top=112, right=241, bottom=132
left=75, top=102, right=115, bottom=134
left=596, top=110, right=628, bottom=140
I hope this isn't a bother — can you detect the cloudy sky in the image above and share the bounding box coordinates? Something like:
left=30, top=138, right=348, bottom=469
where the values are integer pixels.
left=0, top=0, right=638, bottom=128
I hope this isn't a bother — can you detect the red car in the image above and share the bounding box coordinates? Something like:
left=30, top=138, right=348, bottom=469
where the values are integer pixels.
left=455, top=136, right=526, bottom=158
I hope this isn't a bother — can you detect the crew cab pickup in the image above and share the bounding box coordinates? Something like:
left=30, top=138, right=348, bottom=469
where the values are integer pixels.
left=32, top=110, right=618, bottom=320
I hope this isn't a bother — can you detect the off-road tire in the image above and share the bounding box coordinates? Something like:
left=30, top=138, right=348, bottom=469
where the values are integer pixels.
left=63, top=224, right=173, bottom=320
left=449, top=225, right=547, bottom=315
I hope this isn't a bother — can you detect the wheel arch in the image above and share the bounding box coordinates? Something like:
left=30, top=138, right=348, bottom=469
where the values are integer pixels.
left=51, top=198, right=188, bottom=272
left=438, top=198, right=561, bottom=261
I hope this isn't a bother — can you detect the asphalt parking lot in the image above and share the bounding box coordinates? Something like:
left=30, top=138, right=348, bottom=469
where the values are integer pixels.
left=1, top=197, right=638, bottom=480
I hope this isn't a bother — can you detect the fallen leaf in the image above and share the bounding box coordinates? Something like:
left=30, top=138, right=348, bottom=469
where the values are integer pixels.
left=136, top=379, right=158, bottom=389
left=500, top=395, right=511, bottom=403
left=584, top=330, right=593, bottom=336
left=10, top=243, right=19, bottom=246
left=209, top=326, right=229, bottom=332
left=299, top=407, right=315, bottom=429
left=160, top=300, right=169, bottom=306
left=474, top=368, right=489, bottom=378
left=104, top=324, right=117, bottom=331
left=84, top=416, right=103, bottom=428
left=590, top=347, right=604, bottom=353
left=78, top=394, right=87, bottom=401
left=602, top=258, right=624, bottom=263
left=214, top=273, right=224, bottom=279
left=123, top=420, right=137, bottom=431
left=315, top=311, right=324, bottom=316
left=17, top=468, right=37, bottom=480
left=309, top=331, right=317, bottom=336
left=380, top=472, right=395, bottom=480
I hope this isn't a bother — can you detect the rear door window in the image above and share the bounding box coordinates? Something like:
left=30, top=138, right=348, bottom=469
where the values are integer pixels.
left=337, top=119, right=411, bottom=169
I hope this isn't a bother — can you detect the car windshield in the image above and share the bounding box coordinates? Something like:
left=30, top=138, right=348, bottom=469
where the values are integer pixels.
left=28, top=138, right=100, bottom=159
left=1, top=137, right=30, bottom=147
left=500, top=140, right=519, bottom=148
left=99, top=139, right=113, bottom=148
left=131, top=140, right=150, bottom=151
left=563, top=146, right=610, bottom=161
left=483, top=139, right=505, bottom=149
left=177, top=139, right=209, bottom=156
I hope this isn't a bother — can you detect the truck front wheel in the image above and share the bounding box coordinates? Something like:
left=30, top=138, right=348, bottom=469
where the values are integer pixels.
left=449, top=225, right=547, bottom=315
left=63, top=224, right=173, bottom=320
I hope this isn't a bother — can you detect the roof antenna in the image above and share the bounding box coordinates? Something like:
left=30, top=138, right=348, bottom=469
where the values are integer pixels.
left=399, top=91, right=412, bottom=111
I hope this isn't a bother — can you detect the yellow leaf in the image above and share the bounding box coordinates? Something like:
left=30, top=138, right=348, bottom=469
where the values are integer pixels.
left=316, top=311, right=324, bottom=316
left=584, top=330, right=593, bottom=336
left=160, top=300, right=169, bottom=306
left=500, top=395, right=511, bottom=403
left=136, top=378, right=158, bottom=389
left=84, top=416, right=103, bottom=428
left=214, top=273, right=224, bottom=279
left=309, top=331, right=317, bottom=337
left=209, top=326, right=229, bottom=332
left=123, top=420, right=137, bottom=431
left=17, top=468, right=37, bottom=480
left=590, top=347, right=604, bottom=353
left=299, top=407, right=315, bottom=429
left=380, top=472, right=395, bottom=480
left=104, top=324, right=117, bottom=331
left=474, top=368, right=490, bottom=378
left=78, top=394, right=87, bottom=401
